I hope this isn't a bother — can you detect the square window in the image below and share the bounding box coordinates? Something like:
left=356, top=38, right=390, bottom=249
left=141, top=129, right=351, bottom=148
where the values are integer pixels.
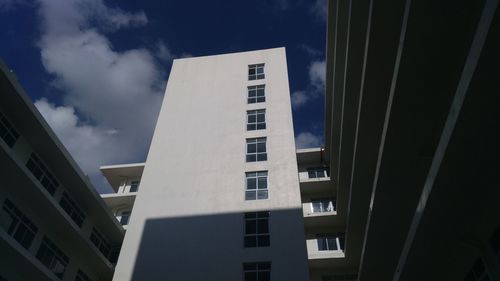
left=247, top=110, right=266, bottom=131
left=246, top=171, right=268, bottom=201
left=248, top=64, right=265, bottom=80
left=246, top=138, right=267, bottom=162
left=243, top=262, right=271, bottom=281
left=247, top=85, right=265, bottom=104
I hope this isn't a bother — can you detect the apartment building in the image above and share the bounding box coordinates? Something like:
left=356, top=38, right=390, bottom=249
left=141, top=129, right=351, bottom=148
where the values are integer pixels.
left=100, top=163, right=144, bottom=230
left=0, top=60, right=124, bottom=281
left=107, top=48, right=322, bottom=280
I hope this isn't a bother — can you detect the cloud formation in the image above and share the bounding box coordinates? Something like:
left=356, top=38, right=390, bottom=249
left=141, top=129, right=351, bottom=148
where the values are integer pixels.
left=34, top=0, right=167, bottom=193
left=291, top=59, right=325, bottom=109
left=310, top=0, right=327, bottom=22
left=295, top=132, right=323, bottom=149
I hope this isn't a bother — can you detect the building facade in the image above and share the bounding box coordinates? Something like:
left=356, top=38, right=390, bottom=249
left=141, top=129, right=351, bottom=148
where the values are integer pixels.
left=0, top=60, right=124, bottom=281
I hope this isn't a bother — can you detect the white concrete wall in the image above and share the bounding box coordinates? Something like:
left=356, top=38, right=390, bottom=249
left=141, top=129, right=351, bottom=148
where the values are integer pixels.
left=113, top=48, right=309, bottom=280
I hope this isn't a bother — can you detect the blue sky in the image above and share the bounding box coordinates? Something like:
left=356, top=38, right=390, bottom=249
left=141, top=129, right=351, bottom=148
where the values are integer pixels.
left=0, top=0, right=327, bottom=192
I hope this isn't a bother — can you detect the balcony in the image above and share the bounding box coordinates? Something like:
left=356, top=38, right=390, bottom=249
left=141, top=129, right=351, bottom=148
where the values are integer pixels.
left=306, top=234, right=346, bottom=269
left=298, top=168, right=333, bottom=195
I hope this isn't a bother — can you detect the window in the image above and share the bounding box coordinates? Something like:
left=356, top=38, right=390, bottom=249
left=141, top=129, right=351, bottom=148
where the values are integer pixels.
left=90, top=228, right=111, bottom=259
left=317, top=233, right=345, bottom=251
left=247, top=85, right=265, bottom=104
left=311, top=198, right=335, bottom=213
left=26, top=153, right=59, bottom=195
left=244, top=212, right=270, bottom=247
left=59, top=192, right=86, bottom=227
left=248, top=64, right=265, bottom=80
left=465, top=258, right=491, bottom=281
left=243, top=262, right=271, bottom=281
left=36, top=237, right=69, bottom=279
left=120, top=211, right=131, bottom=226
left=246, top=138, right=267, bottom=162
left=1, top=199, right=38, bottom=250
left=307, top=167, right=329, bottom=179
left=129, top=180, right=140, bottom=192
left=75, top=269, right=92, bottom=281
left=247, top=110, right=266, bottom=131
left=0, top=111, right=20, bottom=148
left=245, top=171, right=268, bottom=200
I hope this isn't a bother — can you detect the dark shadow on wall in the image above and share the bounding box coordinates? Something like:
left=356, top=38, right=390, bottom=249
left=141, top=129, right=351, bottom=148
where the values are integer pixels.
left=130, top=208, right=310, bottom=281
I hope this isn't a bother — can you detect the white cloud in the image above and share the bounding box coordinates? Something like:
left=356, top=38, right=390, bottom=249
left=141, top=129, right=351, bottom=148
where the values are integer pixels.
left=295, top=132, right=323, bottom=149
left=310, top=0, right=327, bottom=22
left=291, top=90, right=309, bottom=109
left=155, top=40, right=173, bottom=62
left=33, top=0, right=169, bottom=193
left=290, top=59, right=326, bottom=108
left=309, top=60, right=326, bottom=92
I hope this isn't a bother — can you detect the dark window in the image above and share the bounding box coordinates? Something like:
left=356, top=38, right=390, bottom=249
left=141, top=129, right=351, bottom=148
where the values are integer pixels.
left=248, top=85, right=265, bottom=104
left=1, top=199, right=38, bottom=250
left=90, top=228, right=111, bottom=259
left=26, top=153, right=59, bottom=195
left=307, top=167, right=329, bottom=178
left=120, top=211, right=131, bottom=226
left=311, top=198, right=335, bottom=213
left=243, top=262, right=271, bottom=281
left=248, top=64, right=265, bottom=80
left=59, top=192, right=86, bottom=227
left=0, top=111, right=20, bottom=148
left=247, top=110, right=266, bottom=131
left=75, top=269, right=92, bottom=281
left=129, top=181, right=140, bottom=192
left=36, top=237, right=69, bottom=279
left=244, top=212, right=270, bottom=247
left=245, top=171, right=268, bottom=200
left=317, top=233, right=344, bottom=251
left=246, top=138, right=267, bottom=162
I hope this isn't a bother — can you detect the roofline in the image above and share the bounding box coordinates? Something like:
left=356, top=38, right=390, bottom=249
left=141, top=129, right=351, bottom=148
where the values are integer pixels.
left=173, top=47, right=286, bottom=62
left=100, top=162, right=145, bottom=171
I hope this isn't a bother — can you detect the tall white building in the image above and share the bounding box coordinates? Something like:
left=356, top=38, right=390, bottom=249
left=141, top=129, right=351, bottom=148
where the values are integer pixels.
left=102, top=48, right=348, bottom=281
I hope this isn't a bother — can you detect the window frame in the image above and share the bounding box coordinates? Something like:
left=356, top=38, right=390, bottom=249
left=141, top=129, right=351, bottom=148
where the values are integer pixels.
left=246, top=109, right=266, bottom=131
left=59, top=192, right=86, bottom=227
left=25, top=153, right=59, bottom=195
left=36, top=236, right=69, bottom=279
left=310, top=198, right=336, bottom=213
left=245, top=171, right=268, bottom=200
left=129, top=180, right=140, bottom=193
left=316, top=233, right=345, bottom=251
left=244, top=211, right=270, bottom=248
left=246, top=137, right=267, bottom=162
left=243, top=262, right=271, bottom=281
left=119, top=210, right=131, bottom=226
left=247, top=85, right=266, bottom=104
left=307, top=166, right=329, bottom=179
left=248, top=64, right=265, bottom=80
left=1, top=199, right=38, bottom=250
left=0, top=111, right=20, bottom=148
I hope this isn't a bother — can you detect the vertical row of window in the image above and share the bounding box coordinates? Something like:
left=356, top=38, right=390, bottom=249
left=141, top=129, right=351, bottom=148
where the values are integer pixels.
left=0, top=199, right=98, bottom=280
left=243, top=65, right=271, bottom=281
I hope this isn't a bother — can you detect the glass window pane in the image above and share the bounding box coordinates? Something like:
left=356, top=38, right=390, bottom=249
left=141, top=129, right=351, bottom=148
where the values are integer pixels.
left=249, top=68, right=256, bottom=75
left=248, top=115, right=256, bottom=123
left=245, top=191, right=256, bottom=200
left=258, top=178, right=267, bottom=189
left=246, top=155, right=256, bottom=162
left=257, top=220, right=268, bottom=233
left=257, top=143, right=266, bottom=153
left=257, top=123, right=266, bottom=130
left=244, top=236, right=257, bottom=248
left=257, top=153, right=267, bottom=161
left=257, top=114, right=265, bottom=122
left=256, top=67, right=263, bottom=74
left=247, top=124, right=256, bottom=131
left=258, top=271, right=270, bottom=281
left=247, top=178, right=257, bottom=189
left=257, top=190, right=268, bottom=199
left=247, top=144, right=257, bottom=153
left=245, top=272, right=257, bottom=281
left=257, top=97, right=265, bottom=103
left=246, top=221, right=257, bottom=234
left=317, top=238, right=328, bottom=250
